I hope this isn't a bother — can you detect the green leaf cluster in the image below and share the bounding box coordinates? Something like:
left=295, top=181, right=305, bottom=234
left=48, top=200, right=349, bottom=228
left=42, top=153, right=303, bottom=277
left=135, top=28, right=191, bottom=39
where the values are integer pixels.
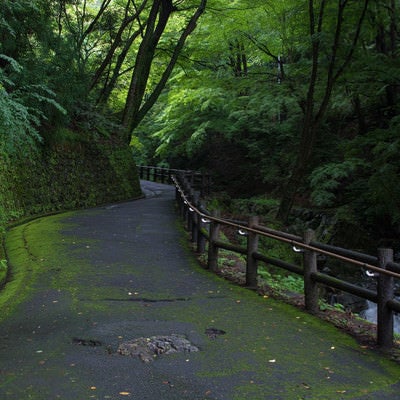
left=134, top=0, right=400, bottom=244
left=259, top=268, right=304, bottom=294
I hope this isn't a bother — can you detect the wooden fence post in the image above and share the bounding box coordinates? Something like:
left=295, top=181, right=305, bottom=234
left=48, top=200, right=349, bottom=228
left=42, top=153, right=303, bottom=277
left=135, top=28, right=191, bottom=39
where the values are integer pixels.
left=246, top=216, right=259, bottom=288
left=178, top=186, right=186, bottom=220
left=186, top=189, right=194, bottom=232
left=179, top=175, right=188, bottom=221
left=377, top=248, right=394, bottom=349
left=197, top=200, right=207, bottom=254
left=303, top=229, right=319, bottom=314
left=207, top=210, right=220, bottom=271
left=190, top=192, right=200, bottom=243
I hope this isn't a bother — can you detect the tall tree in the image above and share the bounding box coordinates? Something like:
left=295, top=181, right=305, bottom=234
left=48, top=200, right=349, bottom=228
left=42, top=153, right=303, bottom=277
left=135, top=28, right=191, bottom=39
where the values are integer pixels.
left=121, top=0, right=207, bottom=143
left=276, top=0, right=370, bottom=222
left=57, top=0, right=208, bottom=143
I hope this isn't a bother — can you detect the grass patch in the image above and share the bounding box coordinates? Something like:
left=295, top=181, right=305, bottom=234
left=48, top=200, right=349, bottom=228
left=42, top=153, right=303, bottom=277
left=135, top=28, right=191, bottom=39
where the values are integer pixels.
left=0, top=259, right=7, bottom=287
left=0, top=214, right=71, bottom=322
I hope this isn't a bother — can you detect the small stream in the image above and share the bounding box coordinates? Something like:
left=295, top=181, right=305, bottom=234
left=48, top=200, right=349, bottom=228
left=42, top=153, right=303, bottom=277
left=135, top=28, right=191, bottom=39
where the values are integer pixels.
left=360, top=301, right=400, bottom=334
left=324, top=267, right=400, bottom=334
left=290, top=208, right=400, bottom=334
left=322, top=262, right=400, bottom=334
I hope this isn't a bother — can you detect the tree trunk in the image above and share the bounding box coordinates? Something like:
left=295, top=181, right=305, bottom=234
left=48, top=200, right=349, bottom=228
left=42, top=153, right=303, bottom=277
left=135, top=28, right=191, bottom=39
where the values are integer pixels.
left=96, top=28, right=143, bottom=105
left=121, top=0, right=207, bottom=143
left=89, top=1, right=148, bottom=93
left=276, top=0, right=323, bottom=222
left=134, top=0, right=207, bottom=125
left=276, top=122, right=318, bottom=222
left=121, top=0, right=173, bottom=143
left=276, top=0, right=369, bottom=222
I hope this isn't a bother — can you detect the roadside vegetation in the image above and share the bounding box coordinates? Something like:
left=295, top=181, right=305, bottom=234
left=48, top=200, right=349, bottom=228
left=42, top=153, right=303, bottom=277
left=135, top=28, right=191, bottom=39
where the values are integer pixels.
left=1, top=1, right=400, bottom=338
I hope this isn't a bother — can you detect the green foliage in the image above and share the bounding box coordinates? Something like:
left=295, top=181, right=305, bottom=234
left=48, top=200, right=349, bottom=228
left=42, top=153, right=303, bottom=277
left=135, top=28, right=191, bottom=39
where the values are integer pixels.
left=0, top=58, right=41, bottom=151
left=258, top=268, right=304, bottom=294
left=136, top=0, right=400, bottom=244
left=307, top=112, right=400, bottom=231
left=319, top=300, right=345, bottom=313
left=149, top=70, right=230, bottom=158
left=0, top=259, right=7, bottom=287
left=309, top=159, right=364, bottom=207
left=230, top=197, right=280, bottom=216
left=345, top=122, right=400, bottom=225
left=1, top=0, right=400, bottom=250
left=0, top=55, right=67, bottom=154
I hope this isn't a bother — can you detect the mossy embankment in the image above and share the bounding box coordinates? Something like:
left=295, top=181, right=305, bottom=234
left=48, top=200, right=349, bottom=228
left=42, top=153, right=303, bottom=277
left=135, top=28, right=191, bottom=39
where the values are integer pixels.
left=0, top=129, right=142, bottom=286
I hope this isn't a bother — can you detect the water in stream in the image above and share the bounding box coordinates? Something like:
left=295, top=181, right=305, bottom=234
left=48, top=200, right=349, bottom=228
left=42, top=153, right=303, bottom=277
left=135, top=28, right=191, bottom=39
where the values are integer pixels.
left=360, top=301, right=400, bottom=334
left=325, top=268, right=400, bottom=334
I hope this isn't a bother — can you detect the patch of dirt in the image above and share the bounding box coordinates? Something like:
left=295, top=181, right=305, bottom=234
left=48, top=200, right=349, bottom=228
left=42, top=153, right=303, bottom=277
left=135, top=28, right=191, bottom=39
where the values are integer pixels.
left=205, top=327, right=226, bottom=339
left=117, top=334, right=199, bottom=363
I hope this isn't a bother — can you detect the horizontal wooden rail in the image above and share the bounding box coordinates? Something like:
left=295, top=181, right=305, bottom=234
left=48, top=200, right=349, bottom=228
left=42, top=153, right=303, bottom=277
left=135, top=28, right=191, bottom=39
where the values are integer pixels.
left=254, top=252, right=303, bottom=276
left=139, top=165, right=400, bottom=349
left=312, top=272, right=378, bottom=303
left=138, top=165, right=211, bottom=195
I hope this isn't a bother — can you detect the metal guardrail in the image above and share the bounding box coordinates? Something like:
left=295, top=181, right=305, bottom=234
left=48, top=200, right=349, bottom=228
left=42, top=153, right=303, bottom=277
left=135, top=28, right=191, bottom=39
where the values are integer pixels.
left=139, top=165, right=400, bottom=349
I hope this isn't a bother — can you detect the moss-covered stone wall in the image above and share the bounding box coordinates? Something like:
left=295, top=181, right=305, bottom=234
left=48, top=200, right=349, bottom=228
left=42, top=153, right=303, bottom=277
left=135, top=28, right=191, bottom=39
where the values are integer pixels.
left=0, top=134, right=142, bottom=271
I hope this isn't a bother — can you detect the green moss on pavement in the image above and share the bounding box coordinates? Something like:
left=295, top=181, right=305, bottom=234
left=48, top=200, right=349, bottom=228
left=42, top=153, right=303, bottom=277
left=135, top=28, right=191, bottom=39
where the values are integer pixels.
left=1, top=211, right=400, bottom=400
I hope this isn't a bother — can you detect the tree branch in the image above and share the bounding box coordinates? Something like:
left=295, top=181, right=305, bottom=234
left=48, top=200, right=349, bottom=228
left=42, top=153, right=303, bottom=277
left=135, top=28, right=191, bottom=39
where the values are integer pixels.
left=134, top=0, right=207, bottom=128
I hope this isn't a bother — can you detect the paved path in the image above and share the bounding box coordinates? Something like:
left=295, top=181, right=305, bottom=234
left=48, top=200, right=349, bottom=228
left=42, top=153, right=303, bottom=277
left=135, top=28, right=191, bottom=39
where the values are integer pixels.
left=0, top=181, right=400, bottom=399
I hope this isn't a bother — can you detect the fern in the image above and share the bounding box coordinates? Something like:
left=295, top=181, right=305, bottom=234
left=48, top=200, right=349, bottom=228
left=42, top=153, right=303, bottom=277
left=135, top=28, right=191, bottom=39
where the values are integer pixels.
left=309, top=159, right=364, bottom=207
left=0, top=54, right=22, bottom=73
left=0, top=55, right=66, bottom=153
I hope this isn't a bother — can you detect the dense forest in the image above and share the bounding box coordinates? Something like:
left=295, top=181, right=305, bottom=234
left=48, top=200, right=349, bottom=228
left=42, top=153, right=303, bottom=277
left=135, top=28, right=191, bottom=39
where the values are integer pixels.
left=0, top=0, right=399, bottom=259
left=135, top=0, right=400, bottom=252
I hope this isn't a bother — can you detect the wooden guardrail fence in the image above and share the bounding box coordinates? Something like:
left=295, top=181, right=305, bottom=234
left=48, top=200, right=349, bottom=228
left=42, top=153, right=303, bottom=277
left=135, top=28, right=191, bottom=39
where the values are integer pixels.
left=138, top=165, right=210, bottom=195
left=139, top=165, right=400, bottom=349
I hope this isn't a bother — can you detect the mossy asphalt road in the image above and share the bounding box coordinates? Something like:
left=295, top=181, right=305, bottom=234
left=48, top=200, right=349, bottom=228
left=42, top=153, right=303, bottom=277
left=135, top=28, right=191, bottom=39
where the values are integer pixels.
left=0, top=181, right=400, bottom=400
